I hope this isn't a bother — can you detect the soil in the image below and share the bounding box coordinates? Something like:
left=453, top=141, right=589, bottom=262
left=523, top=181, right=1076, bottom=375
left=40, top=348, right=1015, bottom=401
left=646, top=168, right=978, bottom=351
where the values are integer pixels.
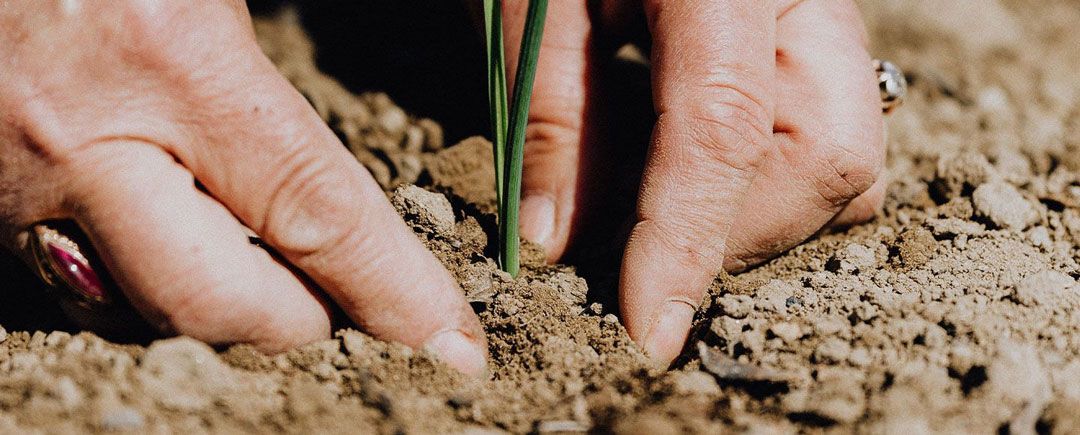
left=3, top=1, right=1080, bottom=433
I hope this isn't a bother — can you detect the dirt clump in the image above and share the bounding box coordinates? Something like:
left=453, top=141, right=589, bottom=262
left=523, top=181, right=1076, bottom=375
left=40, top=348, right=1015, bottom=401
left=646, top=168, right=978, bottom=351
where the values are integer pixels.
left=2, top=1, right=1080, bottom=433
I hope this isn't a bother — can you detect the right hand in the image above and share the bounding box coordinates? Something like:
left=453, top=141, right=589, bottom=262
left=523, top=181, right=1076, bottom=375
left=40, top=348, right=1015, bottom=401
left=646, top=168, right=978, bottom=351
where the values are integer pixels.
left=504, top=0, right=885, bottom=366
left=0, top=1, right=486, bottom=376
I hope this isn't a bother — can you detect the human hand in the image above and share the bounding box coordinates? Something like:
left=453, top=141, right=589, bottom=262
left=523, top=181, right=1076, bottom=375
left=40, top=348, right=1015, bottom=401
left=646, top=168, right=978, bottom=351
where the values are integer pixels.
left=503, top=0, right=885, bottom=365
left=0, top=1, right=486, bottom=376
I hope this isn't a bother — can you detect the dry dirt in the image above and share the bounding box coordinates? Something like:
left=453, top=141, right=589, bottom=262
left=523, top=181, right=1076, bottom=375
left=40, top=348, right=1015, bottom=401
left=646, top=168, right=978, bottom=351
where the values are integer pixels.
left=3, top=1, right=1080, bottom=433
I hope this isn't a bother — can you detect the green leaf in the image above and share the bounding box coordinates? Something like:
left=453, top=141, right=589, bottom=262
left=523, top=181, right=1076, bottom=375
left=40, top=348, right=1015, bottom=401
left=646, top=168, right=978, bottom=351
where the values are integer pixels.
left=499, top=0, right=548, bottom=277
left=484, top=0, right=548, bottom=276
left=483, top=0, right=508, bottom=209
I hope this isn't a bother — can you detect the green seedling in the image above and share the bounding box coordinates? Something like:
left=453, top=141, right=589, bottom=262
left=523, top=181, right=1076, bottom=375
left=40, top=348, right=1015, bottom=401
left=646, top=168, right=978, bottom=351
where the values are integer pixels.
left=484, top=0, right=548, bottom=276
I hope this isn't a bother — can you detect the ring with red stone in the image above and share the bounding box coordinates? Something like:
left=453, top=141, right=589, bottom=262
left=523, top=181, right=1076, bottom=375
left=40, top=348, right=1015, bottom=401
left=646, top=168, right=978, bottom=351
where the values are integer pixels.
left=28, top=223, right=112, bottom=308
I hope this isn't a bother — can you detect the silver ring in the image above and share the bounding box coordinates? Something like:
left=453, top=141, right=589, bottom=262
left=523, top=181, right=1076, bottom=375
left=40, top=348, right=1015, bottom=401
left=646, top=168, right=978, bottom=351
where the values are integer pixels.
left=875, top=59, right=907, bottom=114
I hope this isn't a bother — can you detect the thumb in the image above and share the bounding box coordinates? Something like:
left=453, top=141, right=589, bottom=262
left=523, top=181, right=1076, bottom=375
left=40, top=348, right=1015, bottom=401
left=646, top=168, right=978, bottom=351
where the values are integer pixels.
left=503, top=0, right=593, bottom=260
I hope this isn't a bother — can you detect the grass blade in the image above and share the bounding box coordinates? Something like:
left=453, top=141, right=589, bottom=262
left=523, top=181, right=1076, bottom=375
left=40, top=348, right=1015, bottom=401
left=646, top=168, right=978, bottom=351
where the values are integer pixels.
left=500, top=0, right=548, bottom=276
left=483, top=0, right=508, bottom=210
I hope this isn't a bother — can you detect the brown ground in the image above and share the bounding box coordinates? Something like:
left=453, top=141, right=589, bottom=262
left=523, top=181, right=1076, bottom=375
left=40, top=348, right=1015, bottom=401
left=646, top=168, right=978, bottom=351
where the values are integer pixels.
left=3, top=1, right=1080, bottom=433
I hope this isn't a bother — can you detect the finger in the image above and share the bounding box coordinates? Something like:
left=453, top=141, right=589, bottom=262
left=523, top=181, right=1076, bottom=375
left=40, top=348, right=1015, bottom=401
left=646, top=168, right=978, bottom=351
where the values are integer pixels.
left=163, top=47, right=486, bottom=375
left=722, top=0, right=884, bottom=271
left=503, top=0, right=592, bottom=260
left=621, top=0, right=777, bottom=366
left=63, top=142, right=331, bottom=351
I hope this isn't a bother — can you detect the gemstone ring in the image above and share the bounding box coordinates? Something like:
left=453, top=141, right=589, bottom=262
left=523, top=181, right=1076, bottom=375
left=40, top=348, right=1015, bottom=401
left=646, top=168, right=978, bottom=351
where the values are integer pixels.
left=29, top=223, right=111, bottom=307
left=29, top=222, right=265, bottom=309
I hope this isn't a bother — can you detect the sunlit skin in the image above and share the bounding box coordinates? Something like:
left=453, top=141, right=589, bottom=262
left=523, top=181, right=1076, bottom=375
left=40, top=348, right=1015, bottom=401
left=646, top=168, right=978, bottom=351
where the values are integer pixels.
left=0, top=1, right=486, bottom=376
left=504, top=0, right=884, bottom=365
left=0, top=0, right=883, bottom=373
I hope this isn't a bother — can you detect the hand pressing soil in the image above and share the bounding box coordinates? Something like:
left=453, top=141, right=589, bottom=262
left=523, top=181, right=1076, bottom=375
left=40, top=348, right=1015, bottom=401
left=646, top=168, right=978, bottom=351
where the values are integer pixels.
left=2, top=0, right=1080, bottom=433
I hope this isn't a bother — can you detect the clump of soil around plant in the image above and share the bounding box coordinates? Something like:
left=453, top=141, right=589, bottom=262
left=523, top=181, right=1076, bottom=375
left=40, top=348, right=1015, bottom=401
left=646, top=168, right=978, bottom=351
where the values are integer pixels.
left=3, top=0, right=1080, bottom=433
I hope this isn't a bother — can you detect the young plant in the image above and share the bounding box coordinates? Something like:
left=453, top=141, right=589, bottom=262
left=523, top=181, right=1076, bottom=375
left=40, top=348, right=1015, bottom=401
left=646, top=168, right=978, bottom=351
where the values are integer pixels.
left=484, top=0, right=548, bottom=276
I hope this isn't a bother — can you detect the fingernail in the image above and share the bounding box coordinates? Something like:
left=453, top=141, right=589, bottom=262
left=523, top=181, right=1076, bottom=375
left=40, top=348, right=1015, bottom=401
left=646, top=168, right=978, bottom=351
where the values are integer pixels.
left=424, top=329, right=488, bottom=378
left=642, top=300, right=696, bottom=367
left=520, top=194, right=555, bottom=248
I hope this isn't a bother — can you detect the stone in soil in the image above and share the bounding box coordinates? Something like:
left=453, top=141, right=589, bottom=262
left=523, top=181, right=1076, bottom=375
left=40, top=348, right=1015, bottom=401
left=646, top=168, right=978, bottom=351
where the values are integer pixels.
left=972, top=181, right=1040, bottom=230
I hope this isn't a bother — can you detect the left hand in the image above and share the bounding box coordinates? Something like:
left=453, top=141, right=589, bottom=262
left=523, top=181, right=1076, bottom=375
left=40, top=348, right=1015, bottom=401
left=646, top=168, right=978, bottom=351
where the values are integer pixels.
left=502, top=0, right=885, bottom=365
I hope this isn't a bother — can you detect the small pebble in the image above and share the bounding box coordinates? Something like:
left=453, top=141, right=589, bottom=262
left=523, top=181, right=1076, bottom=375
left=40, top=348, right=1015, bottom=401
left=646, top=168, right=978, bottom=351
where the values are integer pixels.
left=814, top=338, right=852, bottom=364
left=332, top=354, right=350, bottom=369
left=782, top=373, right=866, bottom=424
left=972, top=181, right=1039, bottom=230
left=813, top=317, right=847, bottom=337
left=394, top=154, right=424, bottom=184
left=717, top=294, right=752, bottom=318
left=935, top=152, right=996, bottom=197
left=340, top=330, right=368, bottom=357
left=376, top=106, right=408, bottom=137
left=769, top=322, right=802, bottom=344
left=537, top=420, right=589, bottom=433
left=28, top=331, right=46, bottom=350
left=672, top=371, right=720, bottom=396
left=985, top=340, right=1051, bottom=432
left=44, top=331, right=70, bottom=348
left=754, top=280, right=796, bottom=314
left=403, top=125, right=424, bottom=152
left=54, top=376, right=83, bottom=409
left=417, top=118, right=444, bottom=151
left=896, top=227, right=937, bottom=268
left=976, top=87, right=1010, bottom=116
left=827, top=244, right=877, bottom=274
left=1014, top=270, right=1074, bottom=306
left=1028, top=226, right=1052, bottom=250
left=312, top=362, right=337, bottom=381
left=847, top=347, right=872, bottom=367
left=98, top=407, right=145, bottom=431
left=948, top=342, right=977, bottom=375
left=390, top=185, right=456, bottom=236
left=63, top=337, right=87, bottom=355
left=10, top=353, right=39, bottom=371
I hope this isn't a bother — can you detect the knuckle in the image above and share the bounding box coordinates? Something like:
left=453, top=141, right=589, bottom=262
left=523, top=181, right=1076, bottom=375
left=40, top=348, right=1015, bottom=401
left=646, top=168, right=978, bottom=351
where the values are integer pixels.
left=522, top=121, right=578, bottom=164
left=667, top=87, right=773, bottom=174
left=259, top=150, right=369, bottom=262
left=114, top=2, right=252, bottom=73
left=116, top=4, right=197, bottom=59
left=255, top=143, right=389, bottom=282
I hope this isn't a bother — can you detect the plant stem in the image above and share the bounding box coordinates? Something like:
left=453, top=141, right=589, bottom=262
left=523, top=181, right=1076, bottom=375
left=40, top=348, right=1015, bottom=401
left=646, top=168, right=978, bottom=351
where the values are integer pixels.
left=483, top=0, right=508, bottom=212
left=500, top=0, right=548, bottom=277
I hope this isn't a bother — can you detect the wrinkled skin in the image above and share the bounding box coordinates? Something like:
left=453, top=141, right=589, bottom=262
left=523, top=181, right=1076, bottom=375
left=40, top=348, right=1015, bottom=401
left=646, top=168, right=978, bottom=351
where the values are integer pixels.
left=502, top=0, right=884, bottom=364
left=0, top=0, right=882, bottom=372
left=0, top=1, right=486, bottom=376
